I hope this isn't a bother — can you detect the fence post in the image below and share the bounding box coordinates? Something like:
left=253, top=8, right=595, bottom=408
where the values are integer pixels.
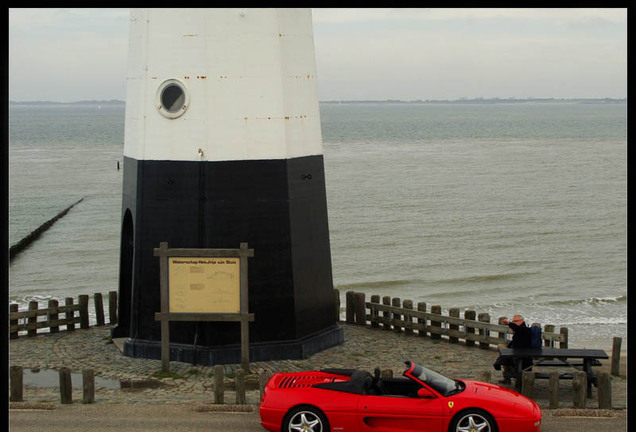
left=478, top=313, right=490, bottom=349
left=497, top=316, right=507, bottom=345
left=214, top=365, right=225, bottom=404
left=392, top=298, right=402, bottom=333
left=354, top=292, right=366, bottom=326
left=543, top=324, right=555, bottom=347
left=549, top=371, right=560, bottom=409
left=382, top=296, right=391, bottom=330
left=611, top=336, right=622, bottom=376
left=560, top=327, right=569, bottom=348
left=48, top=299, right=60, bottom=333
left=430, top=305, right=442, bottom=340
left=10, top=304, right=19, bottom=339
left=345, top=291, right=355, bottom=324
left=65, top=297, right=75, bottom=331
left=259, top=369, right=272, bottom=402
left=572, top=371, right=587, bottom=408
left=83, top=369, right=95, bottom=404
left=597, top=372, right=612, bottom=409
left=448, top=308, right=459, bottom=343
left=79, top=295, right=89, bottom=329
left=10, top=366, right=23, bottom=402
left=59, top=367, right=73, bottom=404
left=464, top=310, right=476, bottom=347
left=28, top=301, right=38, bottom=337
left=109, top=291, right=118, bottom=325
left=235, top=368, right=246, bottom=404
left=417, top=302, right=427, bottom=337
left=333, top=289, right=341, bottom=322
left=370, top=295, right=380, bottom=328
left=403, top=300, right=413, bottom=335
left=94, top=293, right=105, bottom=326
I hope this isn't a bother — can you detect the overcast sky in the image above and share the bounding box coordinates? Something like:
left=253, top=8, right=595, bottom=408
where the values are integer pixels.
left=8, top=8, right=627, bottom=102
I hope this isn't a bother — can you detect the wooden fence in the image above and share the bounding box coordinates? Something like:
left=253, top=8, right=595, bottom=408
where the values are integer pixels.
left=9, top=291, right=118, bottom=339
left=337, top=290, right=569, bottom=349
left=12, top=288, right=569, bottom=348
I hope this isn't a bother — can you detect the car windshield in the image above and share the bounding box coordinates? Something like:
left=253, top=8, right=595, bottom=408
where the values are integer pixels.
left=405, top=362, right=463, bottom=397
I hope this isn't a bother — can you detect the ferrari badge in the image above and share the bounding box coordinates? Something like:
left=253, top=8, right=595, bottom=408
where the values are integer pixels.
left=448, top=402, right=454, bottom=409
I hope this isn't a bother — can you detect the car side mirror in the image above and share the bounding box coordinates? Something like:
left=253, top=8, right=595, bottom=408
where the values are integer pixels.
left=417, top=388, right=435, bottom=399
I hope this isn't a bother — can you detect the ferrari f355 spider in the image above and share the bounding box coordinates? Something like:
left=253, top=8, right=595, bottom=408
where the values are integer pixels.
left=260, top=360, right=541, bottom=432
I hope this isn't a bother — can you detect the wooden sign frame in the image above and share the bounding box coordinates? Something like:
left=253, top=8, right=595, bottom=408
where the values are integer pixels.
left=154, top=242, right=254, bottom=372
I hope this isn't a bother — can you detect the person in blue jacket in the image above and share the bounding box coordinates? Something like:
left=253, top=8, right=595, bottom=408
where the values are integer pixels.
left=493, top=315, right=532, bottom=384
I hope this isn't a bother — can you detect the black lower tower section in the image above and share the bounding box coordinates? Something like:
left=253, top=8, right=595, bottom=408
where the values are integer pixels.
left=113, top=155, right=343, bottom=364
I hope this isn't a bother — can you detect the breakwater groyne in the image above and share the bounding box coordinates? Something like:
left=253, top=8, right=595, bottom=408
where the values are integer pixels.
left=9, top=198, right=84, bottom=261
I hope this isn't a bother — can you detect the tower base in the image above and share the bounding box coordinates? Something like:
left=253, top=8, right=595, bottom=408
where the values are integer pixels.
left=120, top=325, right=344, bottom=366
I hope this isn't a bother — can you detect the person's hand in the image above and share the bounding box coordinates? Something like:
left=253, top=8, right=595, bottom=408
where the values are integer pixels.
left=502, top=317, right=510, bottom=324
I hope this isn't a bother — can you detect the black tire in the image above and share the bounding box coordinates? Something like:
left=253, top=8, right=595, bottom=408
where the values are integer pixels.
left=282, top=405, right=330, bottom=432
left=449, top=408, right=498, bottom=432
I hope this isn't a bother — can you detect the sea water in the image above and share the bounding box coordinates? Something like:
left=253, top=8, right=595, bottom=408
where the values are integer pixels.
left=8, top=102, right=627, bottom=350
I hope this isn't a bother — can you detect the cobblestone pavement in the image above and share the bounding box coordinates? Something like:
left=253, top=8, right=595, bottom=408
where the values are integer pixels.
left=9, top=323, right=626, bottom=410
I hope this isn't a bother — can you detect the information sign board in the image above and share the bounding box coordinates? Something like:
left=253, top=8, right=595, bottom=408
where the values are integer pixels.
left=168, top=257, right=240, bottom=313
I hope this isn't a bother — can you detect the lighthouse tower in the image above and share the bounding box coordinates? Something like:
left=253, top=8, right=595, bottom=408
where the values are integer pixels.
left=113, top=8, right=343, bottom=364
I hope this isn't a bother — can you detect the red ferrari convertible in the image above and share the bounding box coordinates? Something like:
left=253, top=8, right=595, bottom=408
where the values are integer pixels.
left=260, top=360, right=541, bottom=432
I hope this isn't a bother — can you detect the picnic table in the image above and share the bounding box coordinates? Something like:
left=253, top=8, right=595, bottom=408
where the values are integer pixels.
left=498, top=347, right=608, bottom=397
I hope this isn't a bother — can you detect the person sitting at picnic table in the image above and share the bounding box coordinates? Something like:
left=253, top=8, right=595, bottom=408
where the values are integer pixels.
left=493, top=314, right=532, bottom=384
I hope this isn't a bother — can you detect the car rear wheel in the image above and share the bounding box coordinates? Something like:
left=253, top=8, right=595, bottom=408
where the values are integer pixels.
left=449, top=409, right=498, bottom=432
left=283, top=405, right=330, bottom=432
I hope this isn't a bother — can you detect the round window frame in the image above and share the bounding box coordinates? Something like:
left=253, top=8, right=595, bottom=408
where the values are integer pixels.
left=156, top=79, right=190, bottom=119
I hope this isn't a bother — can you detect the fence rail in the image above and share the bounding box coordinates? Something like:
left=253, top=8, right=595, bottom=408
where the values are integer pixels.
left=339, top=290, right=569, bottom=349
left=9, top=291, right=118, bottom=339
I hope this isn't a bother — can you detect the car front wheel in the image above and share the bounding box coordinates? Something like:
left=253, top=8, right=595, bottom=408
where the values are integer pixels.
left=283, top=405, right=330, bottom=432
left=449, top=409, right=498, bottom=432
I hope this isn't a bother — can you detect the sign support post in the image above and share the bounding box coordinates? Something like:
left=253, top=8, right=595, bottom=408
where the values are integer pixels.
left=154, top=242, right=255, bottom=372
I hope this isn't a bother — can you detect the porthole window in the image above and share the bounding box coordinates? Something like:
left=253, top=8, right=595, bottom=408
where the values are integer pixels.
left=156, top=79, right=189, bottom=118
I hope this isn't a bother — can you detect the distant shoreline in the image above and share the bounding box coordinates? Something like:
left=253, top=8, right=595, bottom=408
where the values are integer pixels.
left=320, top=98, right=627, bottom=105
left=9, top=97, right=627, bottom=107
left=9, top=100, right=125, bottom=106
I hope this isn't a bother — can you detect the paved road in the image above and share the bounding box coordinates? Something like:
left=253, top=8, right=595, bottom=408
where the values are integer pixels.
left=9, top=404, right=262, bottom=432
left=9, top=403, right=627, bottom=432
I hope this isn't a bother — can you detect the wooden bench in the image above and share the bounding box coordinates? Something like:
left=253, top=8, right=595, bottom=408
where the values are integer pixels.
left=498, top=348, right=608, bottom=397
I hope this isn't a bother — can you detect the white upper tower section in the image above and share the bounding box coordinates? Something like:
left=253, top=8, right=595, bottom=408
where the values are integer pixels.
left=124, top=8, right=324, bottom=162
